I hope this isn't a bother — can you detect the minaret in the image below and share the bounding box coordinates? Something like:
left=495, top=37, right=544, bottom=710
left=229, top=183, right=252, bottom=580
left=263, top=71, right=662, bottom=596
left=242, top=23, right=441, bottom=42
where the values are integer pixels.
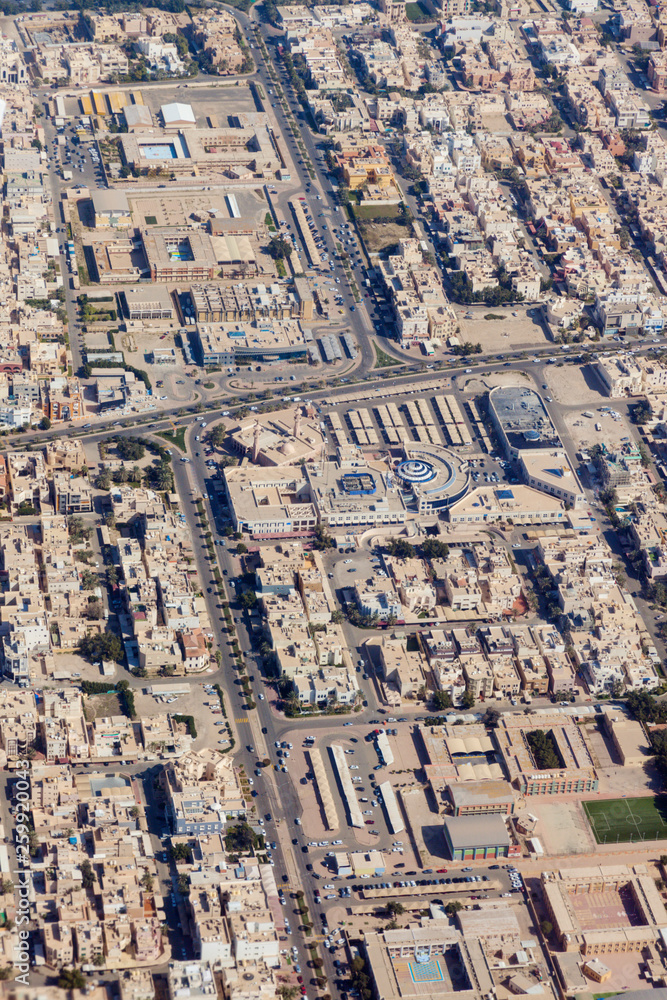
left=294, top=407, right=302, bottom=439
left=252, top=422, right=261, bottom=464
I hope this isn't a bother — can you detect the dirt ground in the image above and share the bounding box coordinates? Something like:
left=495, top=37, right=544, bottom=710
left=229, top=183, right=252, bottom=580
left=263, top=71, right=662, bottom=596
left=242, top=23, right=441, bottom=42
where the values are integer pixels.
left=563, top=406, right=634, bottom=454
left=458, top=370, right=532, bottom=396
left=360, top=221, right=410, bottom=253
left=83, top=692, right=123, bottom=721
left=542, top=363, right=605, bottom=406
left=527, top=800, right=598, bottom=856
left=460, top=307, right=551, bottom=353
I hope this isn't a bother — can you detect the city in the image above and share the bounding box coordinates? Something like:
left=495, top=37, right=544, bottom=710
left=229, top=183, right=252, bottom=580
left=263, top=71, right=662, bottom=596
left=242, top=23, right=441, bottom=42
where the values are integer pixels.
left=3, top=2, right=667, bottom=1000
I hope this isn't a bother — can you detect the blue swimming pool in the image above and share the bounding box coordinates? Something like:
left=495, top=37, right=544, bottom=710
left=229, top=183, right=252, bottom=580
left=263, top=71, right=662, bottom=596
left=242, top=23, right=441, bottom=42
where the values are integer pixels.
left=141, top=143, right=177, bottom=160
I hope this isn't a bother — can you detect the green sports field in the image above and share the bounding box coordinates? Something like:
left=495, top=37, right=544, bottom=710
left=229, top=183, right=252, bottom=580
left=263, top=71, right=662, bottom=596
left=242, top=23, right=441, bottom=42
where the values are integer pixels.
left=583, top=796, right=667, bottom=844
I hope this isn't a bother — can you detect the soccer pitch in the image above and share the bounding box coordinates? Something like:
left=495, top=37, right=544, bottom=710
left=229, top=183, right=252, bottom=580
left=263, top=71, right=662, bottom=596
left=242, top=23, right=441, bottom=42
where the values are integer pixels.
left=583, top=796, right=667, bottom=844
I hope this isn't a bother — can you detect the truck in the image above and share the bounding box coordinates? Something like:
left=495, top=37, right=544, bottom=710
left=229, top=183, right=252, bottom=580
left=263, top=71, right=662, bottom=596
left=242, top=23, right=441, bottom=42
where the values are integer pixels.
left=595, top=423, right=602, bottom=432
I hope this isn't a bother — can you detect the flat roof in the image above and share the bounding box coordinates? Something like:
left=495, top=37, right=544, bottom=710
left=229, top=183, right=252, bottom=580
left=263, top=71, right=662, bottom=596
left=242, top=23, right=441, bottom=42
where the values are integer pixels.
left=448, top=778, right=514, bottom=808
left=91, top=188, right=129, bottom=214
left=444, top=813, right=510, bottom=849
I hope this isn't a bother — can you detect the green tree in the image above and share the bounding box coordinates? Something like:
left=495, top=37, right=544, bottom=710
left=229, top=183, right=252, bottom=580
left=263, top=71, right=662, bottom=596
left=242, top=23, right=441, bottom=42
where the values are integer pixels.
left=80, top=569, right=98, bottom=591
left=92, top=955, right=106, bottom=967
left=445, top=900, right=463, bottom=915
left=78, top=631, right=123, bottom=664
left=540, top=920, right=553, bottom=936
left=431, top=690, right=452, bottom=710
left=386, top=901, right=405, bottom=917
left=267, top=235, right=293, bottom=260
left=209, top=424, right=227, bottom=448
left=385, top=538, right=416, bottom=559
left=240, top=591, right=257, bottom=609
left=116, top=438, right=145, bottom=461
left=460, top=691, right=475, bottom=709
left=58, top=968, right=86, bottom=991
left=236, top=542, right=248, bottom=554
left=225, top=822, right=257, bottom=854
left=80, top=860, right=96, bottom=890
left=39, top=416, right=51, bottom=430
left=421, top=538, right=450, bottom=560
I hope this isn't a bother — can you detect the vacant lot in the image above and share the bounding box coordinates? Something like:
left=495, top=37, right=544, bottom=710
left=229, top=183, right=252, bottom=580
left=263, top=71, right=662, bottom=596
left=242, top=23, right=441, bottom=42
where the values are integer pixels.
left=583, top=796, right=667, bottom=844
left=359, top=220, right=410, bottom=253
left=83, top=692, right=123, bottom=722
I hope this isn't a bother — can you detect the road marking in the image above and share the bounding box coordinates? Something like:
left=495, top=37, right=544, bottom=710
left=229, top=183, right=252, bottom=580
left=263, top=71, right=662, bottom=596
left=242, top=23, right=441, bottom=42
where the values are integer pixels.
left=235, top=717, right=249, bottom=723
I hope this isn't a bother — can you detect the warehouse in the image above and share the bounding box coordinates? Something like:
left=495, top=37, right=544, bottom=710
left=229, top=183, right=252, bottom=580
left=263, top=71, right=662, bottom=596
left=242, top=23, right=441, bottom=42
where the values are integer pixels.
left=443, top=814, right=511, bottom=861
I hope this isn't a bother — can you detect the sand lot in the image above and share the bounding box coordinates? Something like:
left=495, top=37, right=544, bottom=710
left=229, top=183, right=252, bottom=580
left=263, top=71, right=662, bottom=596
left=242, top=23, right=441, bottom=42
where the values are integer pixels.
left=563, top=407, right=634, bottom=454
left=459, top=306, right=550, bottom=354
left=528, top=800, right=597, bottom=856
left=543, top=362, right=606, bottom=405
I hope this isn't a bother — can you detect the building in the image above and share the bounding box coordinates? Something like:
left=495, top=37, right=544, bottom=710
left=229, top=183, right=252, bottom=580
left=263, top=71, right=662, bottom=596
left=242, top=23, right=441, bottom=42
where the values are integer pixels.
left=142, top=229, right=218, bottom=283
left=307, top=461, right=408, bottom=530
left=223, top=466, right=317, bottom=538
left=364, top=920, right=493, bottom=1000
left=599, top=707, right=650, bottom=766
left=91, top=189, right=131, bottom=229
left=52, top=473, right=93, bottom=514
left=488, top=386, right=560, bottom=459
left=443, top=814, right=512, bottom=860
left=494, top=713, right=598, bottom=795
left=121, top=285, right=174, bottom=321
left=161, top=102, right=196, bottom=128
left=447, top=779, right=515, bottom=816
left=519, top=450, right=586, bottom=508
left=542, top=865, right=667, bottom=955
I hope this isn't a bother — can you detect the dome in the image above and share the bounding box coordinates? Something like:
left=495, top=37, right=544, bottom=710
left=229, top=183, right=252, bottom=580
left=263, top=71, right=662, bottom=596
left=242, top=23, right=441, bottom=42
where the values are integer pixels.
left=280, top=441, right=296, bottom=456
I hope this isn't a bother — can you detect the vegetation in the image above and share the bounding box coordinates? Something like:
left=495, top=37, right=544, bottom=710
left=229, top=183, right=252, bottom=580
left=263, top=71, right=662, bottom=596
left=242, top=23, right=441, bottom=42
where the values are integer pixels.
left=58, top=968, right=86, bottom=991
left=172, top=714, right=198, bottom=739
left=115, top=438, right=145, bottom=461
left=78, top=632, right=123, bottom=664
left=225, top=822, right=258, bottom=854
left=373, top=344, right=402, bottom=368
left=526, top=729, right=562, bottom=769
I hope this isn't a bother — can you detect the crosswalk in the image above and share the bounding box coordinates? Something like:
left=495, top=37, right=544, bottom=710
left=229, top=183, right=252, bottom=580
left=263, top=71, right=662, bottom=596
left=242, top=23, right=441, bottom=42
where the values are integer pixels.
left=235, top=717, right=249, bottom=724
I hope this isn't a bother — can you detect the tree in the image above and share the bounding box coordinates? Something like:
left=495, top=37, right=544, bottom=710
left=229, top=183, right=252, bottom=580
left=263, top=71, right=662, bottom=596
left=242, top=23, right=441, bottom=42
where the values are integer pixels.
left=209, top=424, right=227, bottom=448
left=0, top=879, right=13, bottom=895
left=170, top=843, right=192, bottom=863
left=86, top=600, right=104, bottom=621
left=240, top=591, right=257, bottom=609
left=80, top=860, right=96, bottom=890
left=312, top=524, right=335, bottom=550
left=431, top=690, right=452, bottom=710
left=92, top=955, right=106, bottom=967
left=80, top=570, right=98, bottom=591
left=225, top=822, right=257, bottom=854
left=58, top=968, right=86, bottom=991
left=267, top=235, right=293, bottom=260
left=39, top=416, right=51, bottom=430
left=115, top=438, right=145, bottom=461
left=386, top=901, right=405, bottom=917
left=78, top=631, right=123, bottom=664
left=236, top=542, right=248, bottom=554
left=177, top=872, right=190, bottom=895
left=277, top=989, right=299, bottom=1000
left=540, top=920, right=553, bottom=937
left=386, top=538, right=416, bottom=559
left=460, top=691, right=475, bottom=709
left=445, top=900, right=463, bottom=915
left=421, top=538, right=450, bottom=560
left=140, top=872, right=154, bottom=891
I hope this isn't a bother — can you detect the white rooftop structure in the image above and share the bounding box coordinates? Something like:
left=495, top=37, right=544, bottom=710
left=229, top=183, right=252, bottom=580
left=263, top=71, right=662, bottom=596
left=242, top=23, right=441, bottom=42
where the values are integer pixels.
left=161, top=102, right=196, bottom=127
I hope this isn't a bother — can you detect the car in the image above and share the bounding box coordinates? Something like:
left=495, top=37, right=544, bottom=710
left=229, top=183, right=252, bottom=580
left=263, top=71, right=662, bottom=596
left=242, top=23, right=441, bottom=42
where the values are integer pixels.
left=364, top=820, right=374, bottom=825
